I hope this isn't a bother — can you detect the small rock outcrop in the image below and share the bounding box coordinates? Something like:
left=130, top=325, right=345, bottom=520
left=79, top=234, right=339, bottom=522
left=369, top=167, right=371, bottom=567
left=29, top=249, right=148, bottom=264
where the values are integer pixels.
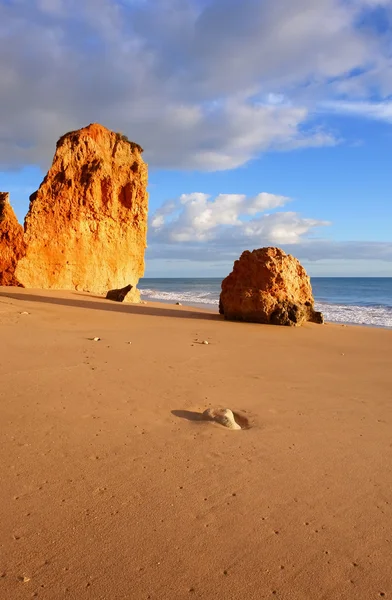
left=15, top=124, right=148, bottom=301
left=106, top=284, right=133, bottom=302
left=0, top=192, right=26, bottom=286
left=202, top=408, right=241, bottom=430
left=219, top=247, right=323, bottom=326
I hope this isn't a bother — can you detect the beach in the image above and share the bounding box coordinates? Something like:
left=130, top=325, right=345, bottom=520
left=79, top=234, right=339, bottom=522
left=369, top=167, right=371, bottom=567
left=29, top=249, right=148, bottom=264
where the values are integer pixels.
left=1, top=287, right=391, bottom=600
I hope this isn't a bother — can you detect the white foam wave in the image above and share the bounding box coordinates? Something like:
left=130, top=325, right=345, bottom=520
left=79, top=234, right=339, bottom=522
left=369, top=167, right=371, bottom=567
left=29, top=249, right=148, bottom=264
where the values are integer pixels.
left=140, top=288, right=219, bottom=306
left=139, top=288, right=392, bottom=327
left=315, top=302, right=392, bottom=328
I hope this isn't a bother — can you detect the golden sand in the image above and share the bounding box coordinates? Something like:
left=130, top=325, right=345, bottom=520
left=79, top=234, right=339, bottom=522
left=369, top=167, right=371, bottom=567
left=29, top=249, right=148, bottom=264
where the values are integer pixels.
left=1, top=287, right=391, bottom=599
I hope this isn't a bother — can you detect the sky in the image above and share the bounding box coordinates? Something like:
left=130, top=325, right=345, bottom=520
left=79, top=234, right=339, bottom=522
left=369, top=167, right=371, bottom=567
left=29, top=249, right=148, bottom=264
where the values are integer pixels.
left=0, top=0, right=391, bottom=277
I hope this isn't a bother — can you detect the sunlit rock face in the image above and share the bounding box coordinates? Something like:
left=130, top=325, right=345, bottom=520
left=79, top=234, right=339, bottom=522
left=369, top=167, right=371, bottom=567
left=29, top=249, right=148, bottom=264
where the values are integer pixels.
left=0, top=192, right=26, bottom=287
left=219, top=247, right=324, bottom=326
left=16, top=124, right=148, bottom=301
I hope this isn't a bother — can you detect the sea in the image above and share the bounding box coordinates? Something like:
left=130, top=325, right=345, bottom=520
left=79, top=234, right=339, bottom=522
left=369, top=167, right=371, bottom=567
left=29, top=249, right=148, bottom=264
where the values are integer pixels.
left=138, top=277, right=392, bottom=329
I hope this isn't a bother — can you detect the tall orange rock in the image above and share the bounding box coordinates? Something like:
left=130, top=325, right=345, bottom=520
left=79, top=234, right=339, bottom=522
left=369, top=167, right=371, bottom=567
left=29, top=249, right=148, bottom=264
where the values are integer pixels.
left=219, top=247, right=323, bottom=326
left=15, top=124, right=148, bottom=300
left=0, top=192, right=26, bottom=286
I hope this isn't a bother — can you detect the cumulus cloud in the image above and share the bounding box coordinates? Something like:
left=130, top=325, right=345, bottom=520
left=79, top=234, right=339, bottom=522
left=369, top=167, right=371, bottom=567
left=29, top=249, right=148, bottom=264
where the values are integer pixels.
left=0, top=0, right=391, bottom=170
left=149, top=191, right=329, bottom=246
left=147, top=191, right=392, bottom=266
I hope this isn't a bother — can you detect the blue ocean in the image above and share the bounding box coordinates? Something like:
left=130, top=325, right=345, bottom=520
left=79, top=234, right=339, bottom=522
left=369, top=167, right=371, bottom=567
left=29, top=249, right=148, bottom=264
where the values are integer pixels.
left=139, top=277, right=392, bottom=328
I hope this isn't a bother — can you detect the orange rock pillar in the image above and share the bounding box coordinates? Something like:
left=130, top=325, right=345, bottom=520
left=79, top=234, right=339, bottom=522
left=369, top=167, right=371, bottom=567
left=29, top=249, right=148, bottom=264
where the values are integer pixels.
left=0, top=192, right=26, bottom=287
left=15, top=124, right=148, bottom=301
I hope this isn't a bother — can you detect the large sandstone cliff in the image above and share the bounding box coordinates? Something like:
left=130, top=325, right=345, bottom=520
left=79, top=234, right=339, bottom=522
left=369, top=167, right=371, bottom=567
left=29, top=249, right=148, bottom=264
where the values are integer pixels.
left=15, top=124, right=148, bottom=300
left=0, top=192, right=26, bottom=286
left=219, top=247, right=323, bottom=326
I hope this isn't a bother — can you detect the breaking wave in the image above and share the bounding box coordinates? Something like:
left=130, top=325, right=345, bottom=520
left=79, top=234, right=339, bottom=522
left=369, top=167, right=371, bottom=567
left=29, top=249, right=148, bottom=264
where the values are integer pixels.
left=139, top=279, right=392, bottom=328
left=140, top=287, right=219, bottom=306
left=315, top=302, right=392, bottom=328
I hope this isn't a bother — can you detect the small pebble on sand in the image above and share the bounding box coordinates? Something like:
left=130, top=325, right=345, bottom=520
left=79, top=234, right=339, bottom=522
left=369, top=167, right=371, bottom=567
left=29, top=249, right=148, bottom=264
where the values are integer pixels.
left=202, top=408, right=241, bottom=430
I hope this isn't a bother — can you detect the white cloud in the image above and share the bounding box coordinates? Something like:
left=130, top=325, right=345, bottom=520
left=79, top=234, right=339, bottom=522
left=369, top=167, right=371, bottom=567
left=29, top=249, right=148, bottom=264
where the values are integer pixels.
left=353, top=0, right=392, bottom=6
left=266, top=93, right=286, bottom=105
left=148, top=191, right=392, bottom=268
left=321, top=100, right=392, bottom=122
left=36, top=0, right=64, bottom=14
left=0, top=0, right=391, bottom=170
left=131, top=101, right=337, bottom=171
left=150, top=192, right=328, bottom=245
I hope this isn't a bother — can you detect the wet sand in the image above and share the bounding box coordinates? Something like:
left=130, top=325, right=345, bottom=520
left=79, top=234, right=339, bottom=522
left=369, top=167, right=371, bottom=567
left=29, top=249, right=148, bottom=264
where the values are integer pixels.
left=1, top=287, right=391, bottom=600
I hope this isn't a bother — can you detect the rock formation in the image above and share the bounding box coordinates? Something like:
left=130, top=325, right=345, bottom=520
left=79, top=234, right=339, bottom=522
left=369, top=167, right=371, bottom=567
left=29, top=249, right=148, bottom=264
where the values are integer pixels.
left=219, top=247, right=323, bottom=326
left=15, top=124, right=148, bottom=301
left=0, top=192, right=26, bottom=286
left=106, top=284, right=133, bottom=302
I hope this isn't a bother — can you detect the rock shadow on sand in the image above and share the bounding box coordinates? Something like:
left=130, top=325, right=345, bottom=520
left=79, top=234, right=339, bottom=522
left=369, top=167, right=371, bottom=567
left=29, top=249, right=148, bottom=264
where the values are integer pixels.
left=171, top=410, right=203, bottom=422
left=0, top=290, right=222, bottom=323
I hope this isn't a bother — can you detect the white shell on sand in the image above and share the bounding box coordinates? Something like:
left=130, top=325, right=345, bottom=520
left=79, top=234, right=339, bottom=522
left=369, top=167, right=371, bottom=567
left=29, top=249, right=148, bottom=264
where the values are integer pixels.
left=93, top=337, right=101, bottom=342
left=202, top=340, right=209, bottom=345
left=202, top=408, right=241, bottom=430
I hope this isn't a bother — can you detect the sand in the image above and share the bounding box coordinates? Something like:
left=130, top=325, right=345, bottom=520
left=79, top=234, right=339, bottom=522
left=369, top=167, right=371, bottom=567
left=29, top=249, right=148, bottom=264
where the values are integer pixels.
left=1, top=287, right=391, bottom=600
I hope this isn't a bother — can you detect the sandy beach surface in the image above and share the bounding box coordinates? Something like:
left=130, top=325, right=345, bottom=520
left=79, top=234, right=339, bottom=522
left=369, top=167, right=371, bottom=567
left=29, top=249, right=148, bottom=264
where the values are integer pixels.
left=1, top=287, right=391, bottom=600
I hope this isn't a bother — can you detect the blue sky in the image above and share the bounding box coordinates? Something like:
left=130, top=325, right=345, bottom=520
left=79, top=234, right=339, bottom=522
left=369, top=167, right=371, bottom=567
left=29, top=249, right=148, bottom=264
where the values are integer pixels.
left=0, top=0, right=391, bottom=277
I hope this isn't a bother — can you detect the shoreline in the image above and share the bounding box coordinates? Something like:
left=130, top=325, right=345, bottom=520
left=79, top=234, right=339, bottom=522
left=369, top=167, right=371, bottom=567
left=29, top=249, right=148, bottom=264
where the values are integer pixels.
left=138, top=276, right=392, bottom=330
left=139, top=294, right=392, bottom=331
left=1, top=286, right=391, bottom=330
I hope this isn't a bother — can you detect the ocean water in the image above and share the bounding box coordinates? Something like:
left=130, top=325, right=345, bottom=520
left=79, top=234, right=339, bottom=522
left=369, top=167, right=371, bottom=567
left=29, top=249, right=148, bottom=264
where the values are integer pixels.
left=138, top=277, right=392, bottom=328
